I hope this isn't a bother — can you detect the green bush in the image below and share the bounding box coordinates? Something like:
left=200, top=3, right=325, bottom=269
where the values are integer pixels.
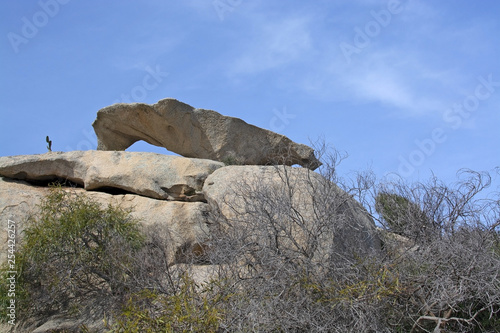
left=375, top=192, right=430, bottom=239
left=0, top=186, right=145, bottom=323
left=110, top=274, right=228, bottom=333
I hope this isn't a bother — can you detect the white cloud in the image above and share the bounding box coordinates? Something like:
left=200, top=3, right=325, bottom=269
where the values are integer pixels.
left=215, top=0, right=497, bottom=121
left=347, top=69, right=414, bottom=108
left=296, top=2, right=496, bottom=117
left=340, top=52, right=452, bottom=115
left=300, top=46, right=450, bottom=116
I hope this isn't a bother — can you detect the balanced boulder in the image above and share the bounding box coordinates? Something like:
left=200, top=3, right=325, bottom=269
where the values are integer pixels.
left=92, top=98, right=321, bottom=170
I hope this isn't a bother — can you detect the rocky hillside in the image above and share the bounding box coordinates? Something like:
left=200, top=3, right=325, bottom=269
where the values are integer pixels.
left=0, top=99, right=381, bottom=332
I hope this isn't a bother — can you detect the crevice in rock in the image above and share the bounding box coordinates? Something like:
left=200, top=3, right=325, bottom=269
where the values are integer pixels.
left=5, top=175, right=84, bottom=189
left=0, top=175, right=208, bottom=202
left=90, top=186, right=136, bottom=196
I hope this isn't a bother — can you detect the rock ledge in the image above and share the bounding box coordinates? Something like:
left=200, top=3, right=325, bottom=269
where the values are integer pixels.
left=92, top=98, right=321, bottom=169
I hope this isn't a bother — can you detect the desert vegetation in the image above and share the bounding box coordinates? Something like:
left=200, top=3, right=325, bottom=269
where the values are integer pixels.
left=1, top=148, right=499, bottom=332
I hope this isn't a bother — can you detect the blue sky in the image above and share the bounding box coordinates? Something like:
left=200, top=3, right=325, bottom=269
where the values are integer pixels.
left=1, top=0, right=499, bottom=191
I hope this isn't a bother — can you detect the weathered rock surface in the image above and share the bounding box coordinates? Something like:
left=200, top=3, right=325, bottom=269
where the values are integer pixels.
left=92, top=98, right=321, bottom=170
left=0, top=177, right=212, bottom=267
left=0, top=178, right=46, bottom=265
left=1, top=150, right=381, bottom=332
left=0, top=151, right=224, bottom=201
left=377, top=228, right=419, bottom=257
left=203, top=165, right=381, bottom=258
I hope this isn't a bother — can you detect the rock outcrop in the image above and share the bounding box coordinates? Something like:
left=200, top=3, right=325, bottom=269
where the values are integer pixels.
left=92, top=98, right=321, bottom=170
left=0, top=150, right=380, bottom=332
left=0, top=151, right=380, bottom=267
left=0, top=151, right=224, bottom=201
left=0, top=177, right=212, bottom=267
left=0, top=100, right=383, bottom=332
left=203, top=165, right=380, bottom=258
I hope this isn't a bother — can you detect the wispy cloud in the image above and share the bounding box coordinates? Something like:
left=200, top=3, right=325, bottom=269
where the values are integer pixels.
left=297, top=44, right=453, bottom=117
left=194, top=0, right=497, bottom=121
left=297, top=1, right=497, bottom=118
left=346, top=68, right=415, bottom=110
left=333, top=51, right=454, bottom=115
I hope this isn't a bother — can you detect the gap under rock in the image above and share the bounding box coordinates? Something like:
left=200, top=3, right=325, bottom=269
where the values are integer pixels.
left=10, top=175, right=84, bottom=189
left=3, top=175, right=136, bottom=196
left=90, top=186, right=137, bottom=196
left=2, top=175, right=208, bottom=201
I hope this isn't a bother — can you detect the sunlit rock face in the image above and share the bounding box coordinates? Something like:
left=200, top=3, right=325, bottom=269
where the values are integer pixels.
left=92, top=98, right=321, bottom=170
